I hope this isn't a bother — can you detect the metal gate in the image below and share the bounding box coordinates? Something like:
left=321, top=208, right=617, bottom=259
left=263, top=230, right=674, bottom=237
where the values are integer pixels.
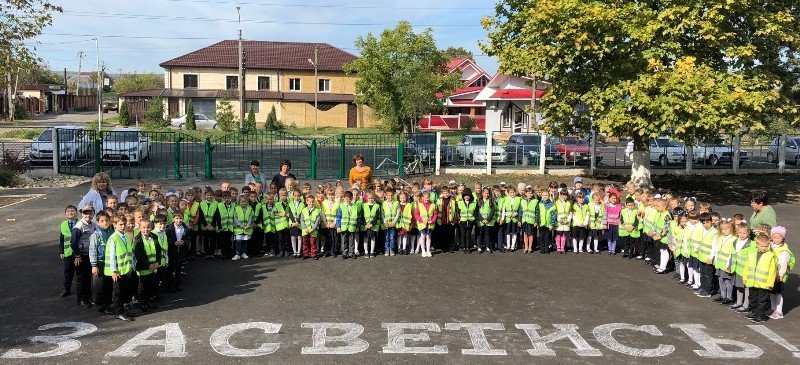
left=210, top=130, right=312, bottom=181
left=316, top=134, right=343, bottom=180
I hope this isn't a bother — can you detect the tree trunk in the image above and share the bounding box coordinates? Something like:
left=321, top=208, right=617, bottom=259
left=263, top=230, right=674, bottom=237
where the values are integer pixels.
left=630, top=135, right=652, bottom=188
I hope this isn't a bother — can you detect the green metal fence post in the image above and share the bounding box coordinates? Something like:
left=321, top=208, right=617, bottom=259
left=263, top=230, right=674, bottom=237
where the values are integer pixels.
left=174, top=135, right=182, bottom=180
left=93, top=138, right=101, bottom=175
left=310, top=139, right=318, bottom=180
left=339, top=134, right=346, bottom=179
left=398, top=138, right=405, bottom=178
left=204, top=137, right=213, bottom=179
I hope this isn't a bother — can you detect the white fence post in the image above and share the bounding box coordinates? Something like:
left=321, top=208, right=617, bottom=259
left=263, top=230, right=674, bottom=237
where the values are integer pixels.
left=590, top=129, right=597, bottom=175
left=732, top=134, right=741, bottom=174
left=538, top=132, right=546, bottom=174
left=778, top=134, right=787, bottom=174
left=685, top=145, right=693, bottom=173
left=435, top=131, right=442, bottom=176
left=485, top=129, right=492, bottom=175
left=51, top=127, right=59, bottom=175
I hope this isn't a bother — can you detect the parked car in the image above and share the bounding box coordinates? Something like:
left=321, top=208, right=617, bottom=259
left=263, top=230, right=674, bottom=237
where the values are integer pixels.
left=101, top=128, right=150, bottom=164
left=548, top=136, right=602, bottom=164
left=505, top=134, right=562, bottom=165
left=29, top=126, right=90, bottom=164
left=170, top=114, right=218, bottom=130
left=697, top=142, right=748, bottom=166
left=767, top=136, right=800, bottom=165
left=102, top=99, right=118, bottom=113
left=405, top=133, right=449, bottom=164
left=455, top=134, right=507, bottom=164
left=625, top=138, right=701, bottom=166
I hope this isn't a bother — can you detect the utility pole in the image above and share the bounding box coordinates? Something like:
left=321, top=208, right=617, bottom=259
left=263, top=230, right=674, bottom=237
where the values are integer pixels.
left=237, top=6, right=245, bottom=130
left=96, top=38, right=102, bottom=131
left=76, top=51, right=84, bottom=96
left=308, top=45, right=319, bottom=131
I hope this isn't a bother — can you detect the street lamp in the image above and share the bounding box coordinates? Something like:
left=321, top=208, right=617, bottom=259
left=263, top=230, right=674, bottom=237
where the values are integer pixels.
left=307, top=45, right=318, bottom=130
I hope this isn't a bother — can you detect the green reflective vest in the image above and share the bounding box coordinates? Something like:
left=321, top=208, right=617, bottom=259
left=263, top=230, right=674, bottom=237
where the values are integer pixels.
left=572, top=202, right=589, bottom=226
left=554, top=200, right=572, bottom=230
left=733, top=240, right=753, bottom=276
left=744, top=249, right=777, bottom=289
left=436, top=198, right=455, bottom=224
left=520, top=199, right=537, bottom=225
left=457, top=200, right=477, bottom=223
left=339, top=203, right=359, bottom=233
left=60, top=220, right=74, bottom=256
left=288, top=200, right=305, bottom=224
left=323, top=200, right=340, bottom=226
left=233, top=205, right=254, bottom=236
left=262, top=203, right=276, bottom=233
left=398, top=203, right=413, bottom=230
left=200, top=200, right=218, bottom=227
left=652, top=211, right=670, bottom=244
left=618, top=208, right=640, bottom=238
left=714, top=234, right=737, bottom=271
left=416, top=203, right=435, bottom=230
left=300, top=207, right=320, bottom=237
left=670, top=221, right=685, bottom=257
left=687, top=224, right=703, bottom=258
left=274, top=202, right=289, bottom=231
left=772, top=244, right=796, bottom=282
left=362, top=203, right=380, bottom=231
left=697, top=227, right=718, bottom=263
left=136, top=235, right=158, bottom=276
left=104, top=233, right=132, bottom=276
left=382, top=200, right=399, bottom=226
left=186, top=202, right=200, bottom=230
left=641, top=206, right=657, bottom=234
left=217, top=202, right=234, bottom=232
left=538, top=201, right=556, bottom=228
left=587, top=202, right=605, bottom=229
left=504, top=196, right=522, bottom=223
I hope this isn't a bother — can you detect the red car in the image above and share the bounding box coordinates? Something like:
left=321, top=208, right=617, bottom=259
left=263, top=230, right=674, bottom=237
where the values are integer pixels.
left=548, top=136, right=598, bottom=164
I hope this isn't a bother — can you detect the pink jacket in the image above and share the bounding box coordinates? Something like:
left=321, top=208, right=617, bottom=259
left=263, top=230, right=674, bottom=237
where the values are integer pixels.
left=413, top=201, right=438, bottom=226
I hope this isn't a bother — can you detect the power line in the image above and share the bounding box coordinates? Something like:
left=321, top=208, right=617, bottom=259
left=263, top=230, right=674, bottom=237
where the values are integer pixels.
left=58, top=10, right=483, bottom=27
left=158, top=0, right=493, bottom=11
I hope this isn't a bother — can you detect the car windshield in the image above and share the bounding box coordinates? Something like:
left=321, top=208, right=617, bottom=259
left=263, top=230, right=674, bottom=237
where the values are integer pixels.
left=792, top=138, right=800, bottom=146
left=471, top=137, right=487, bottom=145
left=561, top=137, right=580, bottom=145
left=38, top=129, right=77, bottom=141
left=654, top=139, right=679, bottom=147
left=105, top=131, right=140, bottom=142
left=515, top=135, right=540, bottom=144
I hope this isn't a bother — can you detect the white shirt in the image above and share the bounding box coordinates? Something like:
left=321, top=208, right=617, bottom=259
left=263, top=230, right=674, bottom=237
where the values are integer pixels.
left=174, top=224, right=185, bottom=242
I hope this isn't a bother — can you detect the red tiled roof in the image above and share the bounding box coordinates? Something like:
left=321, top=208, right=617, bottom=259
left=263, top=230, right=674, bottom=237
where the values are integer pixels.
left=418, top=114, right=486, bottom=131
left=489, top=89, right=546, bottom=100
left=446, top=58, right=468, bottom=72
left=159, top=40, right=358, bottom=72
left=451, top=86, right=484, bottom=97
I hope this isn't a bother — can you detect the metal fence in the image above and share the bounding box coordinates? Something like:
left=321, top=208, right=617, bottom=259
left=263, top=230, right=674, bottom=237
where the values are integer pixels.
left=9, top=127, right=798, bottom=180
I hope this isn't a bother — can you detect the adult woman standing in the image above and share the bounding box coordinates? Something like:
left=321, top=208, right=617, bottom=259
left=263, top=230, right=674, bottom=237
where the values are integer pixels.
left=749, top=192, right=777, bottom=232
left=348, top=154, right=372, bottom=189
left=78, top=172, right=116, bottom=212
left=271, top=159, right=296, bottom=190
left=244, top=160, right=269, bottom=187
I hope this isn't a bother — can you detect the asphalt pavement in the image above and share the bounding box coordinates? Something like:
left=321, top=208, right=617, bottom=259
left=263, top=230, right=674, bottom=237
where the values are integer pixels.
left=0, top=182, right=798, bottom=364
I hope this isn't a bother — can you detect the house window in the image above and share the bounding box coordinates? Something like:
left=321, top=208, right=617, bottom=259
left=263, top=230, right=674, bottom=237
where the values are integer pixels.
left=502, top=103, right=513, bottom=129
left=257, top=76, right=271, bottom=90
left=245, top=100, right=259, bottom=113
left=289, top=78, right=301, bottom=91
left=318, top=79, right=330, bottom=92
left=183, top=74, right=198, bottom=88
left=226, top=76, right=238, bottom=90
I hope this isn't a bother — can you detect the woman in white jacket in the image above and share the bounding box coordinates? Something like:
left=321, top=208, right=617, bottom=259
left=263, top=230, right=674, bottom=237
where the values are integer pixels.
left=78, top=172, right=117, bottom=213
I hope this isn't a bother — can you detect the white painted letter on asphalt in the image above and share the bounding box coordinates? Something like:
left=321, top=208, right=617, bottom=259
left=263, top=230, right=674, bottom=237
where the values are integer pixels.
left=671, top=324, right=762, bottom=358
left=382, top=323, right=448, bottom=354
left=593, top=323, right=675, bottom=357
left=106, top=323, right=188, bottom=358
left=210, top=322, right=281, bottom=357
left=444, top=323, right=506, bottom=356
left=748, top=325, right=800, bottom=358
left=515, top=324, right=602, bottom=357
left=1, top=322, right=97, bottom=359
left=301, top=323, right=369, bottom=355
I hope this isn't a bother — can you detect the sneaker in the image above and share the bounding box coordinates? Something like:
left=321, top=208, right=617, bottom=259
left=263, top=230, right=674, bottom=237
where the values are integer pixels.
left=241, top=254, right=249, bottom=259
left=390, top=252, right=396, bottom=256
left=232, top=255, right=240, bottom=261
left=769, top=311, right=784, bottom=320
left=696, top=290, right=711, bottom=298
left=735, top=307, right=749, bottom=313
left=749, top=317, right=767, bottom=323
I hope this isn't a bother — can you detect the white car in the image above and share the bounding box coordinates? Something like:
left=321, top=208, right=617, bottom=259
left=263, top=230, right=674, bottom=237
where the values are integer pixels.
left=696, top=142, right=748, bottom=166
left=625, top=138, right=701, bottom=166
left=170, top=114, right=217, bottom=130
left=101, top=128, right=150, bottom=164
left=29, top=126, right=90, bottom=164
left=767, top=136, right=800, bottom=165
left=455, top=134, right=507, bottom=163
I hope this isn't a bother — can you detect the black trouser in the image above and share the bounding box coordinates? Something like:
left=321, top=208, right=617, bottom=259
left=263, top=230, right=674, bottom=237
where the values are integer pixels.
left=700, top=262, right=715, bottom=293
left=478, top=225, right=495, bottom=250
left=93, top=262, right=112, bottom=309
left=749, top=287, right=770, bottom=319
left=538, top=227, right=552, bottom=253
left=250, top=227, right=264, bottom=256
left=201, top=229, right=216, bottom=255
left=265, top=231, right=278, bottom=255
left=218, top=231, right=233, bottom=258
left=458, top=223, right=475, bottom=251
left=75, top=254, right=92, bottom=303
left=187, top=230, right=198, bottom=256
left=63, top=255, right=76, bottom=292
left=621, top=235, right=637, bottom=256
left=340, top=231, right=355, bottom=256
left=166, top=249, right=182, bottom=290
left=137, top=273, right=156, bottom=307
left=277, top=229, right=290, bottom=254
left=495, top=224, right=506, bottom=250
left=437, top=224, right=456, bottom=252
left=111, top=273, right=134, bottom=314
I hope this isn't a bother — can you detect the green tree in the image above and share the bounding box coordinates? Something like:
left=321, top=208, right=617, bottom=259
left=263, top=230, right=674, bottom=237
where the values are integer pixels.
left=216, top=93, right=235, bottom=131
left=118, top=100, right=130, bottom=126
left=245, top=107, right=256, bottom=130
left=1, top=1, right=62, bottom=122
left=345, top=21, right=462, bottom=132
left=185, top=100, right=196, bottom=130
left=264, top=105, right=283, bottom=130
left=18, top=61, right=61, bottom=85
left=442, top=46, right=474, bottom=61
left=112, top=73, right=164, bottom=95
left=482, top=0, right=797, bottom=186
left=144, top=96, right=165, bottom=127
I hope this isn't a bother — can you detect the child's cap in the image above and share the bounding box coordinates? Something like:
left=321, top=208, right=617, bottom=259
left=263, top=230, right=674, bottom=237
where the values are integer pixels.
left=518, top=182, right=527, bottom=190
left=80, top=205, right=95, bottom=213
left=573, top=176, right=583, bottom=183
left=771, top=226, right=786, bottom=238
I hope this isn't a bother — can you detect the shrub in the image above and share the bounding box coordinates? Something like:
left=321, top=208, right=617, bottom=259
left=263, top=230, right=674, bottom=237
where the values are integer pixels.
left=264, top=105, right=285, bottom=130
left=185, top=100, right=196, bottom=130
left=0, top=164, right=16, bottom=187
left=144, top=96, right=166, bottom=127
left=118, top=100, right=130, bottom=126
left=461, top=117, right=476, bottom=132
left=216, top=94, right=236, bottom=131
left=13, top=103, right=27, bottom=120
left=244, top=108, right=256, bottom=130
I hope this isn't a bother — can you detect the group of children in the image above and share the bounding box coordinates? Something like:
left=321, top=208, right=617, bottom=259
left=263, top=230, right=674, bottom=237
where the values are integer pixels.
left=58, top=175, right=793, bottom=323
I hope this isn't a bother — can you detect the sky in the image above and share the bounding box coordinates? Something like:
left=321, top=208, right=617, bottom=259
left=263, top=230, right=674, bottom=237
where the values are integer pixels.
left=30, top=0, right=500, bottom=76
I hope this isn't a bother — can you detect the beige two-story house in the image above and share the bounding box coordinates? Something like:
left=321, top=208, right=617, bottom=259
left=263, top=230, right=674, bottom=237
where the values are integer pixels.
left=120, top=40, right=376, bottom=128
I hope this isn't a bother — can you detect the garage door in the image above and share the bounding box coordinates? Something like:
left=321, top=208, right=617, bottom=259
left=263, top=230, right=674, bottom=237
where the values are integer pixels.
left=191, top=98, right=217, bottom=117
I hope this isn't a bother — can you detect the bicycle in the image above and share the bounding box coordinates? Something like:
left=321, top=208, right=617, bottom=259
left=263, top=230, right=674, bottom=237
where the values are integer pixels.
left=375, top=154, right=424, bottom=176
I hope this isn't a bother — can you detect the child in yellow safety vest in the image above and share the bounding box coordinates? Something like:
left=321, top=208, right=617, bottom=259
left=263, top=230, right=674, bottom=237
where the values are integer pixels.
left=133, top=220, right=161, bottom=313
left=216, top=191, right=235, bottom=259
left=553, top=190, right=572, bottom=254
left=694, top=213, right=718, bottom=297
left=107, top=215, right=135, bottom=321
left=299, top=194, right=322, bottom=260
left=361, top=192, right=381, bottom=258
left=320, top=189, right=339, bottom=257
left=232, top=194, right=254, bottom=261
left=274, top=188, right=292, bottom=257
left=382, top=188, right=400, bottom=256
left=414, top=192, right=437, bottom=257
left=743, top=234, right=778, bottom=323
left=768, top=226, right=794, bottom=320
left=712, top=220, right=737, bottom=304
left=476, top=187, right=496, bottom=254
left=519, top=187, right=537, bottom=254
left=59, top=205, right=79, bottom=298
left=262, top=193, right=278, bottom=257
left=336, top=191, right=359, bottom=259
left=651, top=197, right=671, bottom=273
left=669, top=209, right=688, bottom=282
left=397, top=191, right=415, bottom=255
left=730, top=223, right=754, bottom=312
left=571, top=191, right=590, bottom=253
left=287, top=189, right=305, bottom=259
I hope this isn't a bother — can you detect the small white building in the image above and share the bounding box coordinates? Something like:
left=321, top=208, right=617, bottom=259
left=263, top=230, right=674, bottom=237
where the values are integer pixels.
left=475, top=74, right=549, bottom=134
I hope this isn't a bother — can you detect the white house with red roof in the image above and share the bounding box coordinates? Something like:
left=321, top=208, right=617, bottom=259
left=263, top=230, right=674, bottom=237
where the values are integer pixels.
left=418, top=58, right=491, bottom=131
left=475, top=73, right=548, bottom=134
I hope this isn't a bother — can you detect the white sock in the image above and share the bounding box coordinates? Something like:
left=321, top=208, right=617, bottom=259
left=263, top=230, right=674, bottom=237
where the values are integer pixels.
left=505, top=234, right=511, bottom=249
left=370, top=238, right=375, bottom=254
left=771, top=293, right=783, bottom=313
left=511, top=234, right=517, bottom=250
left=659, top=249, right=669, bottom=270
left=693, top=271, right=701, bottom=287
left=678, top=262, right=686, bottom=281
left=593, top=238, right=598, bottom=252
